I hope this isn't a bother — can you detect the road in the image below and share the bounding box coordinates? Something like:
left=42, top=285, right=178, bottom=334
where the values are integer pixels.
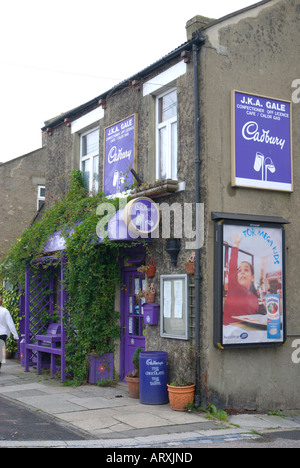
left=155, top=430, right=300, bottom=448
left=0, top=394, right=87, bottom=442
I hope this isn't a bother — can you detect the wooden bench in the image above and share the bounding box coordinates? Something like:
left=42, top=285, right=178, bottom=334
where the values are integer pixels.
left=28, top=323, right=63, bottom=378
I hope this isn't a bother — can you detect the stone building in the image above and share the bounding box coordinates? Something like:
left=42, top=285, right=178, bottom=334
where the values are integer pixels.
left=35, top=0, right=300, bottom=410
left=0, top=147, right=46, bottom=259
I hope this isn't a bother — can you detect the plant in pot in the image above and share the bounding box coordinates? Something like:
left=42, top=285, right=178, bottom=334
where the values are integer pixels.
left=137, top=257, right=156, bottom=278
left=167, top=344, right=196, bottom=411
left=184, top=251, right=195, bottom=275
left=126, top=346, right=143, bottom=398
left=136, top=283, right=155, bottom=304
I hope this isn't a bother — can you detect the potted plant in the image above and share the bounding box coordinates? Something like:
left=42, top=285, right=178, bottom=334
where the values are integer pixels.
left=88, top=353, right=114, bottom=384
left=136, top=283, right=156, bottom=303
left=125, top=346, right=143, bottom=398
left=137, top=257, right=156, bottom=277
left=167, top=344, right=196, bottom=411
left=145, top=283, right=155, bottom=303
left=185, top=251, right=195, bottom=275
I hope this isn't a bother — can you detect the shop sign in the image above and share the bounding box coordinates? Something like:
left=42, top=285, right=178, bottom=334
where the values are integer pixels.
left=104, top=114, right=137, bottom=196
left=214, top=218, right=287, bottom=348
left=232, top=91, right=292, bottom=192
left=124, top=197, right=160, bottom=237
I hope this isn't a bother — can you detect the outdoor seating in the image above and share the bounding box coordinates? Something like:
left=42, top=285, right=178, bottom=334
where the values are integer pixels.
left=26, top=323, right=64, bottom=379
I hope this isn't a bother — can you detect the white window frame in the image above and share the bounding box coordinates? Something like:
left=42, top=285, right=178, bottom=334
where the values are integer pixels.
left=37, top=185, right=45, bottom=210
left=156, top=88, right=178, bottom=181
left=80, top=127, right=99, bottom=193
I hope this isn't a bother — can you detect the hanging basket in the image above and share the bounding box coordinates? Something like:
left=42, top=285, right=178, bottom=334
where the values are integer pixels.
left=184, top=252, right=195, bottom=275
left=146, top=257, right=156, bottom=277
left=185, top=262, right=195, bottom=275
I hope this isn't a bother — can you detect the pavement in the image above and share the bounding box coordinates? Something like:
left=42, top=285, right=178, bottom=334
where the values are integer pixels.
left=0, top=359, right=300, bottom=448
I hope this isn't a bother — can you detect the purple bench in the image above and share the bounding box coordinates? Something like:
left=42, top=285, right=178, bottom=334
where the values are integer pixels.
left=26, top=323, right=63, bottom=379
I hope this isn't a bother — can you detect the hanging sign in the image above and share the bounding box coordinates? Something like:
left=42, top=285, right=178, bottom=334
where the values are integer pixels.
left=104, top=114, right=138, bottom=196
left=124, top=197, right=160, bottom=237
left=231, top=91, right=293, bottom=192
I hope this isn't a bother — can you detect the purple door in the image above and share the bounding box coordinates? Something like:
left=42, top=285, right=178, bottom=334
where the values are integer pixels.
left=121, top=268, right=146, bottom=379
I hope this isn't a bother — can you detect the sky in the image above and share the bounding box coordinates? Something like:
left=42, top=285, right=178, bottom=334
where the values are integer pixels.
left=0, top=0, right=259, bottom=163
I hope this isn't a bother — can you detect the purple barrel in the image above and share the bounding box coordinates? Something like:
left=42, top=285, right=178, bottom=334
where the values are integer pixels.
left=139, top=351, right=169, bottom=405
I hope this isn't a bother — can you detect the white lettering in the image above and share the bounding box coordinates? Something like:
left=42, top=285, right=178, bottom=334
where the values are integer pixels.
left=242, top=121, right=286, bottom=150
left=108, top=146, right=132, bottom=164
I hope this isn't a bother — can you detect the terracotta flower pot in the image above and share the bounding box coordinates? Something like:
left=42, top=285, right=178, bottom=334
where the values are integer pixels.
left=185, top=263, right=195, bottom=275
left=167, top=384, right=195, bottom=411
left=145, top=292, right=155, bottom=303
left=125, top=375, right=140, bottom=399
left=146, top=266, right=156, bottom=277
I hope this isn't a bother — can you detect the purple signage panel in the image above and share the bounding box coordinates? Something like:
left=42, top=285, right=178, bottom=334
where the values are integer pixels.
left=232, top=91, right=293, bottom=192
left=104, top=114, right=137, bottom=196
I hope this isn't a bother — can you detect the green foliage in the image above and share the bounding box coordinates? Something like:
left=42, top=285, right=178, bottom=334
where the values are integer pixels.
left=0, top=284, right=20, bottom=354
left=0, top=170, right=125, bottom=384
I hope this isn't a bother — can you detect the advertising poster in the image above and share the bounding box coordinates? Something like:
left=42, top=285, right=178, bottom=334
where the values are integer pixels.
left=232, top=91, right=292, bottom=192
left=104, top=114, right=137, bottom=196
left=220, top=222, right=286, bottom=347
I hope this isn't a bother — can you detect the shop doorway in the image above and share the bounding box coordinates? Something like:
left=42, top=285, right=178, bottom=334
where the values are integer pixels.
left=121, top=267, right=146, bottom=379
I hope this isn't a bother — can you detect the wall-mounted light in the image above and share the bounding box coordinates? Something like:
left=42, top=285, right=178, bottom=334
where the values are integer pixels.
left=165, top=239, right=181, bottom=267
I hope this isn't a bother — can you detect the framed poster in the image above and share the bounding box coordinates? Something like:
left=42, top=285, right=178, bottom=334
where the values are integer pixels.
left=160, top=275, right=189, bottom=340
left=231, top=90, right=293, bottom=192
left=214, top=216, right=287, bottom=348
left=104, top=114, right=138, bottom=196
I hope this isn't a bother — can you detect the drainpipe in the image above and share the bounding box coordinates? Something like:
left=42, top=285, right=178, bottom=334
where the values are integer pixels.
left=193, top=35, right=204, bottom=408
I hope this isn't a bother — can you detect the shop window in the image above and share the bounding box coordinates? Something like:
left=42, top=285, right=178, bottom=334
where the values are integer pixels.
left=81, top=128, right=99, bottom=193
left=156, top=89, right=178, bottom=180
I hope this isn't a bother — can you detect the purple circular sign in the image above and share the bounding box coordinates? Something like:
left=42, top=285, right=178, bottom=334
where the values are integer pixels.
left=125, top=197, right=159, bottom=235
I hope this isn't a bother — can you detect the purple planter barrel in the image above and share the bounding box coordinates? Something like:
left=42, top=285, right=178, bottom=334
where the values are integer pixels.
left=88, top=353, right=114, bottom=384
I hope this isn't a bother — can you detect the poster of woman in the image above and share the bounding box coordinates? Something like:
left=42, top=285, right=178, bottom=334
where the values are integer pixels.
left=222, top=222, right=285, bottom=346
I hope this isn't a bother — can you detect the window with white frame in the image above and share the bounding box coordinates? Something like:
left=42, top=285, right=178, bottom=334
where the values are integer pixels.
left=156, top=88, right=178, bottom=180
left=37, top=185, right=45, bottom=210
left=81, top=128, right=99, bottom=193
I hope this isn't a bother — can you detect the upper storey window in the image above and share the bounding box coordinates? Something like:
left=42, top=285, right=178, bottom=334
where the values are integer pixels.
left=81, top=128, right=99, bottom=193
left=156, top=88, right=177, bottom=180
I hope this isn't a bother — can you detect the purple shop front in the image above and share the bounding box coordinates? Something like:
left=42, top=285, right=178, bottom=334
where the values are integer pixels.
left=232, top=90, right=293, bottom=192
left=104, top=114, right=137, bottom=196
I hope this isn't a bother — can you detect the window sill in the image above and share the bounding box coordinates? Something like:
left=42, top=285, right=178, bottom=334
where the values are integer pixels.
left=130, top=179, right=184, bottom=200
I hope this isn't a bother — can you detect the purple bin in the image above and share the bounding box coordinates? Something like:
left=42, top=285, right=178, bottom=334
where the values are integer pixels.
left=88, top=353, right=114, bottom=384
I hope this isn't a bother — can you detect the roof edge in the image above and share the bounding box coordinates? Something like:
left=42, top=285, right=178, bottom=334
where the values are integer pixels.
left=200, top=0, right=273, bottom=32
left=41, top=36, right=205, bottom=132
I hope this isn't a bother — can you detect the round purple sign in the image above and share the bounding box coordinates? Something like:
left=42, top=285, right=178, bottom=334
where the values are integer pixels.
left=125, top=197, right=160, bottom=236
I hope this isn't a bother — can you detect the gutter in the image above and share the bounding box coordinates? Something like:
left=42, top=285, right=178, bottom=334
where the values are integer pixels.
left=193, top=33, right=205, bottom=408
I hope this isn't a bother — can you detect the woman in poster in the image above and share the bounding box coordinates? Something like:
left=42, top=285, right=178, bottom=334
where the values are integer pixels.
left=223, top=233, right=260, bottom=326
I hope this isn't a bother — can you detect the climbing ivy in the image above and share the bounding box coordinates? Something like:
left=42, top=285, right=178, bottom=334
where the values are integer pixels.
left=0, top=171, right=125, bottom=384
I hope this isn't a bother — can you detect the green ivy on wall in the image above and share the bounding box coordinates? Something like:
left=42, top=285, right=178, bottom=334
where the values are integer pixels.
left=0, top=171, right=125, bottom=384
